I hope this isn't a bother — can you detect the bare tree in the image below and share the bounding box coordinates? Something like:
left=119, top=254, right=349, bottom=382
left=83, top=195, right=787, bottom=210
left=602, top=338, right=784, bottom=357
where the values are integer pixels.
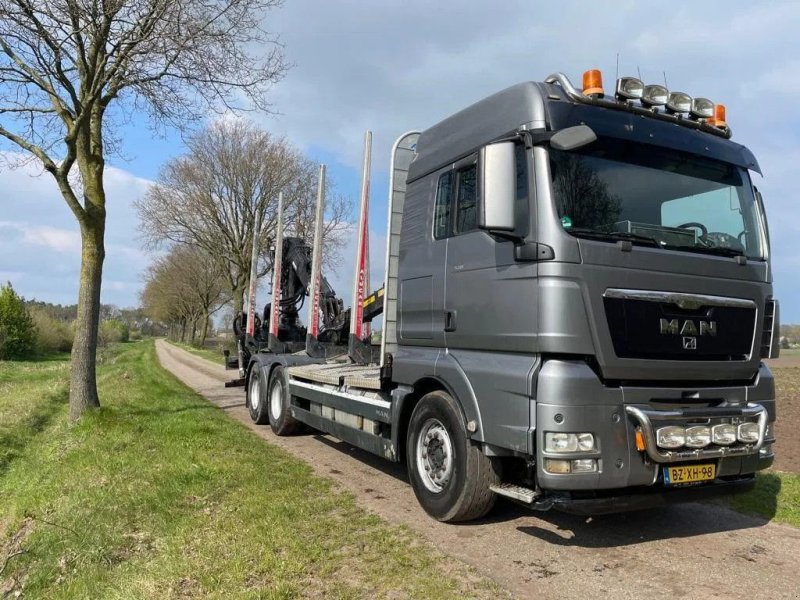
left=141, top=245, right=228, bottom=346
left=0, top=0, right=287, bottom=420
left=136, top=119, right=350, bottom=315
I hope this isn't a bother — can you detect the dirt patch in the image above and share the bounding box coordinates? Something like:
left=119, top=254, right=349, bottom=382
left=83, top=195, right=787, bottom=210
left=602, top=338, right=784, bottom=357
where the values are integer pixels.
left=770, top=366, right=800, bottom=473
left=157, top=340, right=800, bottom=600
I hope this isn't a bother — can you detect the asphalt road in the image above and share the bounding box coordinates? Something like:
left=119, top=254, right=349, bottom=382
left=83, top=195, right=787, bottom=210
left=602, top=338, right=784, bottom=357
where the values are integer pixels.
left=156, top=340, right=800, bottom=599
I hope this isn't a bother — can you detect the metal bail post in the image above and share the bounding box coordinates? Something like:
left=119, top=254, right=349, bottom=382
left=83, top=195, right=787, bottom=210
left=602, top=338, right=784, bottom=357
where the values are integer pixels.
left=267, top=191, right=285, bottom=353
left=306, top=165, right=327, bottom=357
left=349, top=130, right=373, bottom=365
left=236, top=202, right=262, bottom=376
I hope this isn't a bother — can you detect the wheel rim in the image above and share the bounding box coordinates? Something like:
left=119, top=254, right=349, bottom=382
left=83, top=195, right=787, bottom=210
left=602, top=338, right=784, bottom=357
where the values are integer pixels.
left=250, top=375, right=260, bottom=411
left=270, top=379, right=283, bottom=421
left=416, top=418, right=454, bottom=493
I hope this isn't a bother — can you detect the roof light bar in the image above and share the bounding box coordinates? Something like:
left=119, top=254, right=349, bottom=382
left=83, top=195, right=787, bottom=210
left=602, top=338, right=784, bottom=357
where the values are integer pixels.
left=544, top=72, right=733, bottom=139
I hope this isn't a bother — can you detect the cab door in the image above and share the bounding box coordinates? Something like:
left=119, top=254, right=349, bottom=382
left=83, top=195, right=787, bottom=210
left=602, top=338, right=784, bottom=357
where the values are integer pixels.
left=443, top=147, right=536, bottom=353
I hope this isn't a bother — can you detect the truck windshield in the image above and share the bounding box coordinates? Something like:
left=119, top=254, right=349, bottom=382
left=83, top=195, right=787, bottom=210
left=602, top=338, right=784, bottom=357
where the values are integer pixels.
left=548, top=138, right=765, bottom=259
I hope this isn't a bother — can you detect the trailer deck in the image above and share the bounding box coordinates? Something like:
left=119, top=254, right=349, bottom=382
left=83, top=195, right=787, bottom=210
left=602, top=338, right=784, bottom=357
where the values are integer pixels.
left=288, top=361, right=382, bottom=390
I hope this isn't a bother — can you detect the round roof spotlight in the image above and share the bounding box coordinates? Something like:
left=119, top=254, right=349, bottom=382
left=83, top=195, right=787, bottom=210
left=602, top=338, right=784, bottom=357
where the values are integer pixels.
left=641, top=84, right=669, bottom=107
left=666, top=91, right=692, bottom=114
left=615, top=77, right=644, bottom=100
left=691, top=97, right=714, bottom=119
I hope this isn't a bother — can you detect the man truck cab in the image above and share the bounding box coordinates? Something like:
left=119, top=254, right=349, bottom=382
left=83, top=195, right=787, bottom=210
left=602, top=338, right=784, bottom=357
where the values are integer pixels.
left=242, top=69, right=778, bottom=522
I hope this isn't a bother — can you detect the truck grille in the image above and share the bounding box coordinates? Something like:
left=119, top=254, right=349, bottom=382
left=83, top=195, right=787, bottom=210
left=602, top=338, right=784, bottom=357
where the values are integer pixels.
left=603, top=289, right=757, bottom=361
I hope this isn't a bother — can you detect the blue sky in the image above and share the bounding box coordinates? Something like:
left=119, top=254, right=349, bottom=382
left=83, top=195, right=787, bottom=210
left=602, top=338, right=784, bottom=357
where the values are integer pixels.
left=1, top=1, right=799, bottom=320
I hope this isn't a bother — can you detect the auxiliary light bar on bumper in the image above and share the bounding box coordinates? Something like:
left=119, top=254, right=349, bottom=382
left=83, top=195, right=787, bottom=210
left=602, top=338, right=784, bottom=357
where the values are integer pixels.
left=625, top=404, right=768, bottom=463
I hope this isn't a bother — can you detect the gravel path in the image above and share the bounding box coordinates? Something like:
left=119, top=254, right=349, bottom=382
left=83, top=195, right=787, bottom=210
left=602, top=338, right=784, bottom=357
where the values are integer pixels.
left=156, top=340, right=800, bottom=599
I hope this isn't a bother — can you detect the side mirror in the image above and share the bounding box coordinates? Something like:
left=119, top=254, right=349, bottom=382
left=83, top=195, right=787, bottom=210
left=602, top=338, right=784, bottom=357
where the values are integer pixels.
left=479, top=141, right=516, bottom=232
left=550, top=125, right=597, bottom=151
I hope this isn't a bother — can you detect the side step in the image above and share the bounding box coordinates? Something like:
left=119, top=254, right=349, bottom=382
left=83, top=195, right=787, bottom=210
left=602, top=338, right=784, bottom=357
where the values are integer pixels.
left=490, top=484, right=553, bottom=511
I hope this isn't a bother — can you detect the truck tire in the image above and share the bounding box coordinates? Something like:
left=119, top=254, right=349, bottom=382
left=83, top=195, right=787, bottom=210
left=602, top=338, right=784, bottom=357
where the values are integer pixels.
left=247, top=362, right=270, bottom=425
left=268, top=366, right=302, bottom=436
left=406, top=390, right=499, bottom=522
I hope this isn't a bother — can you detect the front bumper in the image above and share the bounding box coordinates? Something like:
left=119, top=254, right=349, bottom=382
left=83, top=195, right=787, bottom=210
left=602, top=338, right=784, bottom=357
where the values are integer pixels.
left=533, top=359, right=776, bottom=492
left=548, top=476, right=756, bottom=516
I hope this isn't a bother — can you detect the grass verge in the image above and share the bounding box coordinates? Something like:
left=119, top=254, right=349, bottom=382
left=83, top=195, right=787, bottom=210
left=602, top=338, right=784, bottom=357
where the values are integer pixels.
left=725, top=471, right=800, bottom=527
left=0, top=341, right=500, bottom=599
left=170, top=340, right=227, bottom=365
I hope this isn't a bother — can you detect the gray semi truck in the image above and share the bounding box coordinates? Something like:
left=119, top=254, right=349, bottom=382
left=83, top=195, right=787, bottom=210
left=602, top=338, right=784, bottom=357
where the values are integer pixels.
left=234, top=70, right=779, bottom=522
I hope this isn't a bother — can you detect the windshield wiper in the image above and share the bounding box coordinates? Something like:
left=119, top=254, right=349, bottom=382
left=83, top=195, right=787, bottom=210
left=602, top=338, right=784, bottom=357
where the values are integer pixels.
left=668, top=244, right=745, bottom=258
left=568, top=228, right=661, bottom=247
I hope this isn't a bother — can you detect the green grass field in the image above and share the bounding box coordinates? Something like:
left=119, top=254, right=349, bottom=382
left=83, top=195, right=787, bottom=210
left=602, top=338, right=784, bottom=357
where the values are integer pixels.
left=0, top=342, right=499, bottom=599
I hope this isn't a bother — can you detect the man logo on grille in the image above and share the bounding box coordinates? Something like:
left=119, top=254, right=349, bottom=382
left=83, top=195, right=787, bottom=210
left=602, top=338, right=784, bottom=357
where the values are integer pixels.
left=683, top=337, right=697, bottom=350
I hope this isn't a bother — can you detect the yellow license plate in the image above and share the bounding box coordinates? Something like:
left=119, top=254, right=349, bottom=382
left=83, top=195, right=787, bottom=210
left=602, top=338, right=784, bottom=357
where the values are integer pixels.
left=663, top=464, right=716, bottom=486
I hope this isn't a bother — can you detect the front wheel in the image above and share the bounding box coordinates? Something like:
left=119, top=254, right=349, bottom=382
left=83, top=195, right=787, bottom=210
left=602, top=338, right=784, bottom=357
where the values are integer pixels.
left=406, top=390, right=499, bottom=522
left=247, top=363, right=270, bottom=424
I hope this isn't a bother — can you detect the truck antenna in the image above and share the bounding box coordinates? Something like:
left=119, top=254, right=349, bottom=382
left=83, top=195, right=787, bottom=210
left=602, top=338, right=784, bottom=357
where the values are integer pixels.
left=616, top=53, right=619, bottom=81
left=663, top=70, right=668, bottom=88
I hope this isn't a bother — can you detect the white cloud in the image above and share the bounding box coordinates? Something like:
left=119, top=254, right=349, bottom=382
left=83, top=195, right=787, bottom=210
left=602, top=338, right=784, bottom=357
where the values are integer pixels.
left=23, top=224, right=81, bottom=253
left=0, top=154, right=153, bottom=307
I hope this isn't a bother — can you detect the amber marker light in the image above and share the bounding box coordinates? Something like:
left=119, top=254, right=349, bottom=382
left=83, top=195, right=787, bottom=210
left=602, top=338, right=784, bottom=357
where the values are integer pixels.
left=582, top=69, right=604, bottom=96
left=635, top=430, right=646, bottom=452
left=707, top=103, right=727, bottom=128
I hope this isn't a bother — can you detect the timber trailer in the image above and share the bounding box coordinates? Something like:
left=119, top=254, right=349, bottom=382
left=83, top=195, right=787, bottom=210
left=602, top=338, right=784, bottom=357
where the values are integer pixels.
left=228, top=69, right=779, bottom=522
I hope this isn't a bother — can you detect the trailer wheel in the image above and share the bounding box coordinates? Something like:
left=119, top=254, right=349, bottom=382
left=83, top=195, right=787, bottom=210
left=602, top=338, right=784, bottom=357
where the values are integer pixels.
left=247, top=363, right=270, bottom=425
left=268, top=366, right=301, bottom=436
left=406, top=390, right=499, bottom=522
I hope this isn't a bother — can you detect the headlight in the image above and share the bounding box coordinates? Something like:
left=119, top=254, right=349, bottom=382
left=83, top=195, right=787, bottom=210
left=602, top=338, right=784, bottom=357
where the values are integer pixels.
left=712, top=424, right=737, bottom=445
left=691, top=97, right=714, bottom=119
left=656, top=426, right=685, bottom=449
left=642, top=84, right=668, bottom=106
left=544, top=432, right=595, bottom=453
left=666, top=91, right=692, bottom=113
left=685, top=426, right=712, bottom=448
left=615, top=77, right=644, bottom=100
left=738, top=422, right=760, bottom=444
left=543, top=458, right=599, bottom=474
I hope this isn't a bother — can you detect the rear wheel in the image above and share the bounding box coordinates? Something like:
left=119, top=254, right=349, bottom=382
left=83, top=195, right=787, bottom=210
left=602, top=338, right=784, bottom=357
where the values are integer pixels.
left=247, top=363, right=270, bottom=424
left=268, top=366, right=302, bottom=436
left=406, top=390, right=499, bottom=522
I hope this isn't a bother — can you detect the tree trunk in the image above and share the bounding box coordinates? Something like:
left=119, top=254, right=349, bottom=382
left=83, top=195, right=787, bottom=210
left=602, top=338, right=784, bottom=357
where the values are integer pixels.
left=233, top=283, right=245, bottom=316
left=180, top=319, right=187, bottom=342
left=69, top=216, right=105, bottom=421
left=200, top=310, right=209, bottom=347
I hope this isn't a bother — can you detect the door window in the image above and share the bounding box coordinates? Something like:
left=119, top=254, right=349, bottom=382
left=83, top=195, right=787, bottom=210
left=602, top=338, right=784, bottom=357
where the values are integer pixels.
left=455, top=164, right=478, bottom=234
left=433, top=172, right=453, bottom=239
